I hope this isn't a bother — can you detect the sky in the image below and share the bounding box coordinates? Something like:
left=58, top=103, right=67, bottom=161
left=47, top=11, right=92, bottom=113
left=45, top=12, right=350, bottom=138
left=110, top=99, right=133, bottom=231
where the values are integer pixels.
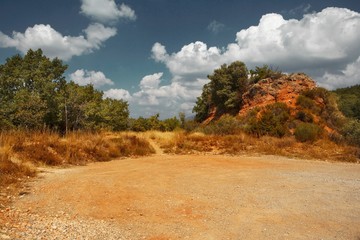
left=1, top=0, right=360, bottom=118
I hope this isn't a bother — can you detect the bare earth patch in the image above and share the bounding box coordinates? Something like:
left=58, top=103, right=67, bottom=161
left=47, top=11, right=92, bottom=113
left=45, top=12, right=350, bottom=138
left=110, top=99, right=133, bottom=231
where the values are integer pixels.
left=1, top=154, right=360, bottom=239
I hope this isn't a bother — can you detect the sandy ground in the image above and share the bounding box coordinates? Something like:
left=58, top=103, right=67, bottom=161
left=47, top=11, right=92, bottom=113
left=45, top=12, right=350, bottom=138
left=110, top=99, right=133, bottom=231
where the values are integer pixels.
left=1, top=152, right=360, bottom=239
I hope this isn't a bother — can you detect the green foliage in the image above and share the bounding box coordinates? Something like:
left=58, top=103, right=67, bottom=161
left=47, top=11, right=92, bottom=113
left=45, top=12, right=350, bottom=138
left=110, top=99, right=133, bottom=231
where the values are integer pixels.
left=333, top=85, right=360, bottom=120
left=244, top=103, right=290, bottom=137
left=340, top=119, right=360, bottom=146
left=249, top=65, right=283, bottom=84
left=161, top=117, right=181, bottom=131
left=11, top=89, right=47, bottom=129
left=298, top=88, right=345, bottom=130
left=295, top=123, right=322, bottom=142
left=193, top=61, right=249, bottom=121
left=193, top=83, right=211, bottom=122
left=295, top=111, right=314, bottom=123
left=296, top=95, right=317, bottom=111
left=201, top=114, right=241, bottom=135
left=130, top=117, right=149, bottom=132
left=0, top=49, right=130, bottom=132
left=129, top=114, right=181, bottom=132
left=100, top=98, right=129, bottom=131
left=0, top=49, right=67, bottom=129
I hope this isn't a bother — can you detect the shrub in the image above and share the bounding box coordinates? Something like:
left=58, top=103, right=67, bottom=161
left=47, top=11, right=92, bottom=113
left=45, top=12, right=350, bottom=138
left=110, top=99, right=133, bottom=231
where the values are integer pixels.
left=296, top=95, right=316, bottom=110
left=295, top=123, right=322, bottom=142
left=201, top=114, right=241, bottom=135
left=244, top=103, right=290, bottom=137
left=341, top=119, right=360, bottom=147
left=295, top=111, right=314, bottom=123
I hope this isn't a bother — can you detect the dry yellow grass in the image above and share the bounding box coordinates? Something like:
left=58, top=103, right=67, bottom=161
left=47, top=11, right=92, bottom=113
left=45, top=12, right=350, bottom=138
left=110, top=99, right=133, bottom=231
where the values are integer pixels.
left=0, top=130, right=155, bottom=189
left=152, top=130, right=359, bottom=162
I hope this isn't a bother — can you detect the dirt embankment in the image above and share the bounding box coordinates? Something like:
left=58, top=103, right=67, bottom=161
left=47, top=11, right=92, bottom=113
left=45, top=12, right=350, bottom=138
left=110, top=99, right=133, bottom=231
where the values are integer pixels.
left=1, top=152, right=360, bottom=239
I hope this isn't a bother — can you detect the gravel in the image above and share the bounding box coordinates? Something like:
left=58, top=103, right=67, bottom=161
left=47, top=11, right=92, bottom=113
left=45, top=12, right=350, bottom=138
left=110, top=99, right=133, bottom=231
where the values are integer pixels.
left=1, top=207, right=129, bottom=240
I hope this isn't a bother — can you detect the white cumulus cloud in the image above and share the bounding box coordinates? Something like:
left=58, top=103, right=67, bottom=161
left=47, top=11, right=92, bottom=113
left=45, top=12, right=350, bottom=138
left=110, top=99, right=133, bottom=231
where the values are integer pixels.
left=104, top=73, right=207, bottom=118
left=70, top=69, right=114, bottom=88
left=139, top=72, right=163, bottom=90
left=80, top=0, right=136, bottom=23
left=318, top=56, right=360, bottom=90
left=0, top=23, right=117, bottom=61
left=152, top=41, right=222, bottom=77
left=103, top=88, right=132, bottom=101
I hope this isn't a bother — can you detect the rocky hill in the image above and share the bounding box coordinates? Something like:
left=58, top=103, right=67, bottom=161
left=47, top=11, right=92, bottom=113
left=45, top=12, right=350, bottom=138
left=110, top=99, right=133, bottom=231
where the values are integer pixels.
left=239, top=73, right=317, bottom=115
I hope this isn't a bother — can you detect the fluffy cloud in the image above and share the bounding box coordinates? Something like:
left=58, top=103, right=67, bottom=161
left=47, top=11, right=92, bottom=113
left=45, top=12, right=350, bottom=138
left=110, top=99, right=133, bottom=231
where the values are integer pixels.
left=103, top=88, right=132, bottom=101
left=104, top=72, right=208, bottom=117
left=139, top=72, right=163, bottom=90
left=152, top=41, right=222, bottom=77
left=80, top=0, right=136, bottom=23
left=0, top=23, right=116, bottom=61
left=152, top=7, right=360, bottom=90
left=318, top=57, right=360, bottom=90
left=69, top=69, right=114, bottom=88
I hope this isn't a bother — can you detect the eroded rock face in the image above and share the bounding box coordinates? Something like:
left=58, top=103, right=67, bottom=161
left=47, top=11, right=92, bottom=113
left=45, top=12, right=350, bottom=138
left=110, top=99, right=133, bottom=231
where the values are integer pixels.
left=239, top=73, right=317, bottom=115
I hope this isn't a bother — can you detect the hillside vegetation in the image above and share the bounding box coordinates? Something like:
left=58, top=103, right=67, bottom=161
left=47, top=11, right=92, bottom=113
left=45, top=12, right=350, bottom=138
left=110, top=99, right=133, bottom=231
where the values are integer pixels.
left=192, top=62, right=360, bottom=147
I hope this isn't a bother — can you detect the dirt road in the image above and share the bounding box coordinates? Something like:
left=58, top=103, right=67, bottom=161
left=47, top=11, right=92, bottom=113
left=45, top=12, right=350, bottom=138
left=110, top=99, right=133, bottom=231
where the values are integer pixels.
left=1, top=153, right=360, bottom=239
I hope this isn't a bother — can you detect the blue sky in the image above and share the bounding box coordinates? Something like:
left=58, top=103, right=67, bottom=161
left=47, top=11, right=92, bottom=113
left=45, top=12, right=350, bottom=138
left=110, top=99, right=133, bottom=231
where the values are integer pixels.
left=1, top=0, right=360, bottom=118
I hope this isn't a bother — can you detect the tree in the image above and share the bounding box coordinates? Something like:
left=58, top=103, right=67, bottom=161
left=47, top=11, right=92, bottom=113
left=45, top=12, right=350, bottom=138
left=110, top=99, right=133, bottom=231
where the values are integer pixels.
left=0, top=49, right=67, bottom=129
left=100, top=98, right=129, bottom=131
left=193, top=83, right=211, bottom=122
left=249, top=65, right=283, bottom=84
left=60, top=82, right=103, bottom=131
left=193, top=61, right=249, bottom=122
left=10, top=89, right=47, bottom=129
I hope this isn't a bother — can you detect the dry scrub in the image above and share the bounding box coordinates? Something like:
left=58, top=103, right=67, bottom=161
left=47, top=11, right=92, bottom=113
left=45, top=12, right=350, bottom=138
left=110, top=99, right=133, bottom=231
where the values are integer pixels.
left=148, top=130, right=360, bottom=162
left=0, top=131, right=155, bottom=189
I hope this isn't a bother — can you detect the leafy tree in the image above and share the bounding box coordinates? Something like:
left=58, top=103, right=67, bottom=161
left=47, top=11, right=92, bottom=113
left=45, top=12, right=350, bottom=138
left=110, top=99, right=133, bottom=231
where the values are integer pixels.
left=100, top=98, right=129, bottom=131
left=193, top=83, right=211, bottom=122
left=193, top=61, right=249, bottom=121
left=60, top=82, right=104, bottom=131
left=161, top=117, right=181, bottom=131
left=249, top=65, right=283, bottom=84
left=0, top=49, right=67, bottom=129
left=10, top=89, right=47, bottom=129
left=130, top=117, right=150, bottom=132
left=0, top=49, right=130, bottom=132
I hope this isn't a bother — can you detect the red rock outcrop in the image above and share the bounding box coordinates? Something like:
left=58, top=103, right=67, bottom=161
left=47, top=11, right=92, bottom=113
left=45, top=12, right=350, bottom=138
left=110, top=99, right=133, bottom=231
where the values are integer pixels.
left=239, top=73, right=317, bottom=115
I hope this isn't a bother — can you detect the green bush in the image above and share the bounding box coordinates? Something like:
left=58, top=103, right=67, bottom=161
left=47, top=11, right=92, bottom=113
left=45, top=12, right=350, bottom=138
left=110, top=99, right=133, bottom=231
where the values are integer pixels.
left=244, top=103, right=290, bottom=137
left=202, top=114, right=241, bottom=135
left=295, top=123, right=322, bottom=142
left=296, top=95, right=316, bottom=110
left=295, top=111, right=314, bottom=123
left=341, top=119, right=360, bottom=147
